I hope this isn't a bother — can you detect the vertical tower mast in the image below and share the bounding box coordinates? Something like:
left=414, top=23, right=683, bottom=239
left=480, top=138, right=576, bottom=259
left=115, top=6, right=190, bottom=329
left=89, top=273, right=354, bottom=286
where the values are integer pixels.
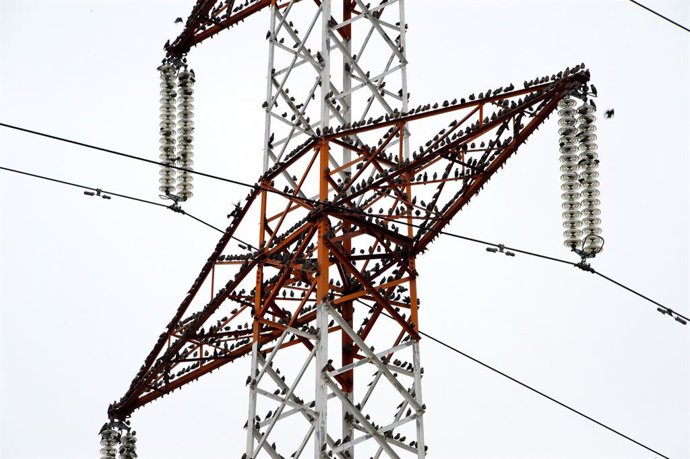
left=248, top=2, right=423, bottom=457
left=261, top=0, right=410, bottom=170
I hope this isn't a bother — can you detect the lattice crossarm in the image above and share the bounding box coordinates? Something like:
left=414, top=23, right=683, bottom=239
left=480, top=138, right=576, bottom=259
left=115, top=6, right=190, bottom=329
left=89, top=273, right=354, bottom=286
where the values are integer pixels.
left=167, top=0, right=273, bottom=58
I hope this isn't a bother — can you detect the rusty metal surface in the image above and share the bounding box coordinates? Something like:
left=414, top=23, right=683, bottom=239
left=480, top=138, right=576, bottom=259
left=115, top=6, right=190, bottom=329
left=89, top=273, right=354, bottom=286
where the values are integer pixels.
left=165, top=0, right=273, bottom=58
left=166, top=0, right=360, bottom=58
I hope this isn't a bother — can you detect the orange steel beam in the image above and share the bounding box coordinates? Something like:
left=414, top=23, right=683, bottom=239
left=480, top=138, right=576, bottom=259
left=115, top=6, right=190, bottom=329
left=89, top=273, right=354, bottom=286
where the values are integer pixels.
left=317, top=141, right=330, bottom=300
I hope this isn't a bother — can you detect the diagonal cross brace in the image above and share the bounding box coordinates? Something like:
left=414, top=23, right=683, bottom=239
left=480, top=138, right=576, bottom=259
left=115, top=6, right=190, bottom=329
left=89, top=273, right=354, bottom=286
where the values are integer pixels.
left=323, top=302, right=423, bottom=412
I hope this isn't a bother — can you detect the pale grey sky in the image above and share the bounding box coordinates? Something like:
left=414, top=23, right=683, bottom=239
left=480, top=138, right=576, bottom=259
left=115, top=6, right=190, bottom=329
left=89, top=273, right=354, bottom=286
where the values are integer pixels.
left=0, top=1, right=688, bottom=458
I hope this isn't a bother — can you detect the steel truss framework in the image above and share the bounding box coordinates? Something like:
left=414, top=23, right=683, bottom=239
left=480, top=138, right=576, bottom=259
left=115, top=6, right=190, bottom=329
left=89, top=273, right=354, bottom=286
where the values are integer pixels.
left=261, top=0, right=410, bottom=170
left=107, top=1, right=591, bottom=458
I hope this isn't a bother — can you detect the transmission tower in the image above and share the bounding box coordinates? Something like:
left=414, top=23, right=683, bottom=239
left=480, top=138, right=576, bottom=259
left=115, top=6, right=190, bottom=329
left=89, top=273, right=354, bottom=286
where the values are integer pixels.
left=103, top=1, right=598, bottom=458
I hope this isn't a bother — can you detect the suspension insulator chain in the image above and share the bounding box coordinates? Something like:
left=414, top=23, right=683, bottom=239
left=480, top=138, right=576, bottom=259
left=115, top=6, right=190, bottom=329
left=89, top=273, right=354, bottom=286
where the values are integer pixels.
left=99, top=426, right=120, bottom=459
left=176, top=69, right=195, bottom=200
left=118, top=431, right=138, bottom=459
left=557, top=95, right=582, bottom=249
left=576, top=101, right=603, bottom=254
left=158, top=63, right=178, bottom=195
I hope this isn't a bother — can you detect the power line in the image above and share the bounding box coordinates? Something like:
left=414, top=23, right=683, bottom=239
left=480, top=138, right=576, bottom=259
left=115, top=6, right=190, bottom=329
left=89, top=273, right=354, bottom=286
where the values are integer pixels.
left=2, top=132, right=682, bottom=455
left=424, top=328, right=671, bottom=458
left=0, top=165, right=170, bottom=209
left=594, top=270, right=688, bottom=324
left=0, top=122, right=259, bottom=191
left=628, top=0, right=690, bottom=33
left=1, top=122, right=686, bottom=324
left=1, top=171, right=674, bottom=459
left=441, top=231, right=689, bottom=324
left=0, top=165, right=259, bottom=250
left=435, top=229, right=574, bottom=267
left=355, top=299, right=670, bottom=459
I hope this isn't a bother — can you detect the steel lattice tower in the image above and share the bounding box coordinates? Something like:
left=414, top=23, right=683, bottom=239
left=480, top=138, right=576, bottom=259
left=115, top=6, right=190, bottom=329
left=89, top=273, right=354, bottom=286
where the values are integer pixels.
left=104, top=1, right=594, bottom=458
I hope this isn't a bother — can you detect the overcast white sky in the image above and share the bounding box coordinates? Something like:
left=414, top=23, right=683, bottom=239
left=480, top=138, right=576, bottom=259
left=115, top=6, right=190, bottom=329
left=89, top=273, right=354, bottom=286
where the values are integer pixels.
left=1, top=1, right=688, bottom=458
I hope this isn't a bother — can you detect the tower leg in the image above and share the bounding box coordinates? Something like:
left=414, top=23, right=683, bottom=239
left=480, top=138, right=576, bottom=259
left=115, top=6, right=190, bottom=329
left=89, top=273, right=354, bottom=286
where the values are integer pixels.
left=412, top=342, right=426, bottom=459
left=314, top=302, right=330, bottom=457
left=246, top=343, right=259, bottom=459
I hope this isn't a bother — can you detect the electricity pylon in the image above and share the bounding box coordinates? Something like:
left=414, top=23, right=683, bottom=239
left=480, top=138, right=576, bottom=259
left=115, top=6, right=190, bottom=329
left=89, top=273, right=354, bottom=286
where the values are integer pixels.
left=104, top=1, right=592, bottom=458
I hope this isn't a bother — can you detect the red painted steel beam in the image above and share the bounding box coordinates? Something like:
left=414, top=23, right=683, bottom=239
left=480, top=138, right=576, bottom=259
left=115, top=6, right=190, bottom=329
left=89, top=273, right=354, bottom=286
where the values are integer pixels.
left=414, top=76, right=587, bottom=250
left=165, top=0, right=353, bottom=58
left=323, top=75, right=588, bottom=142
left=117, top=187, right=259, bottom=403
left=166, top=0, right=273, bottom=58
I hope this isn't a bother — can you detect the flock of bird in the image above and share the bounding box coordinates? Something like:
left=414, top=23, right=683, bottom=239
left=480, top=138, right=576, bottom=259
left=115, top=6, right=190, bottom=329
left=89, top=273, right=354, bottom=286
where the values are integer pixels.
left=135, top=63, right=595, bottom=394
left=110, top=0, right=628, bottom=450
left=114, top=65, right=599, bottom=459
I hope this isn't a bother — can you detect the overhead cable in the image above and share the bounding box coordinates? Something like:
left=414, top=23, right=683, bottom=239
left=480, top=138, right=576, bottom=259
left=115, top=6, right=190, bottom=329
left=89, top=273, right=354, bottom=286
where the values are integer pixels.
left=627, top=0, right=690, bottom=33
left=0, top=165, right=259, bottom=250
left=0, top=122, right=685, bottom=324
left=356, top=299, right=671, bottom=459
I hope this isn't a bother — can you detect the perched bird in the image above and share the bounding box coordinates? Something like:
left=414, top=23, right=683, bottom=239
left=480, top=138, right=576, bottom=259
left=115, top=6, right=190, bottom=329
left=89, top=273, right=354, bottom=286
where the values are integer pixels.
left=604, top=109, right=615, bottom=119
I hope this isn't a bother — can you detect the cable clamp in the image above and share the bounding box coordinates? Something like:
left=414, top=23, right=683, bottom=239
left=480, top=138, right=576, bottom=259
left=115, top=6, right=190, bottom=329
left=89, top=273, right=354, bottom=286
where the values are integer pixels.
left=571, top=235, right=605, bottom=260
left=656, top=306, right=687, bottom=325
left=574, top=259, right=595, bottom=273
left=485, top=243, right=515, bottom=257
left=167, top=203, right=185, bottom=215
left=160, top=192, right=187, bottom=203
left=83, top=188, right=111, bottom=199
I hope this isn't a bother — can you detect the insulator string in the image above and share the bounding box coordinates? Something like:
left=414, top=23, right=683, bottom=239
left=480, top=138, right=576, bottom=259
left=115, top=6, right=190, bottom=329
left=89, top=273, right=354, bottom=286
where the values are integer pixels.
left=118, top=431, right=138, bottom=459
left=576, top=102, right=603, bottom=254
left=99, top=426, right=120, bottom=459
left=558, top=96, right=583, bottom=249
left=158, top=63, right=178, bottom=195
left=176, top=68, right=195, bottom=200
